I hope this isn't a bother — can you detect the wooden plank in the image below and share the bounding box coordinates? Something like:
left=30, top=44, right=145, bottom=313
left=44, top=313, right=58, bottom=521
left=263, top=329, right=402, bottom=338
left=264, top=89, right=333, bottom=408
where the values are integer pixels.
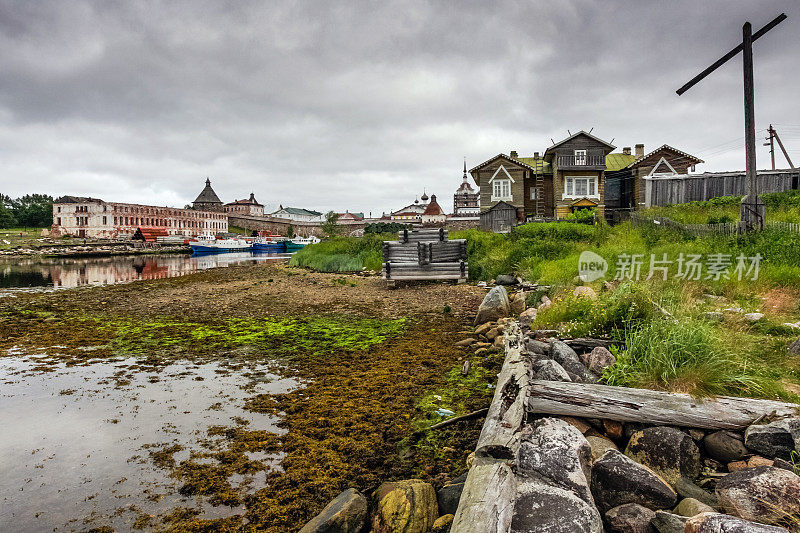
left=450, top=456, right=516, bottom=533
left=526, top=380, right=799, bottom=430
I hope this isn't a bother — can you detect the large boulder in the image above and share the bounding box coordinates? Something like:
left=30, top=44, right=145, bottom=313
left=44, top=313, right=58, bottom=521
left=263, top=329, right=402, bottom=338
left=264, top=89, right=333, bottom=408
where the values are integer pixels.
left=650, top=511, right=688, bottom=533
left=372, top=479, right=438, bottom=533
left=703, top=431, right=750, bottom=463
left=516, top=418, right=594, bottom=505
left=574, top=286, right=598, bottom=300
left=673, top=498, right=715, bottom=517
left=604, top=503, right=656, bottom=533
left=625, top=427, right=701, bottom=487
left=299, top=488, right=368, bottom=533
left=584, top=346, right=616, bottom=375
left=475, top=286, right=511, bottom=325
left=685, top=512, right=789, bottom=532
left=715, top=466, right=800, bottom=525
left=524, top=337, right=551, bottom=356
left=511, top=291, right=527, bottom=314
left=511, top=483, right=603, bottom=533
left=495, top=274, right=517, bottom=286
left=591, top=450, right=677, bottom=513
left=532, top=359, right=572, bottom=382
left=549, top=340, right=591, bottom=382
left=436, top=478, right=465, bottom=516
left=744, top=418, right=800, bottom=460
left=587, top=436, right=619, bottom=462
left=789, top=337, right=800, bottom=355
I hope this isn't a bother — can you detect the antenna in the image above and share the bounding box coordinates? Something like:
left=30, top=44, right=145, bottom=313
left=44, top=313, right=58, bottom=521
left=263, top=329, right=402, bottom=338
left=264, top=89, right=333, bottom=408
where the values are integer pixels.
left=550, top=138, right=555, bottom=144
left=610, top=138, right=615, bottom=144
left=588, top=127, right=594, bottom=133
left=567, top=129, right=571, bottom=136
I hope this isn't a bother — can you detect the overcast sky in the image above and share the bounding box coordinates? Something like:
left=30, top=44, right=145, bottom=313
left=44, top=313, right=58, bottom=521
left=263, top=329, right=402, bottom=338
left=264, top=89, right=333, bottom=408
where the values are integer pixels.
left=1, top=0, right=799, bottom=215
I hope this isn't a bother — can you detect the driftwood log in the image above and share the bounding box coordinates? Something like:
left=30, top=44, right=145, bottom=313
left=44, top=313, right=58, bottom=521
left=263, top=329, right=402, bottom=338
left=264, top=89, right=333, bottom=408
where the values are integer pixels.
left=450, top=455, right=516, bottom=533
left=527, top=380, right=799, bottom=430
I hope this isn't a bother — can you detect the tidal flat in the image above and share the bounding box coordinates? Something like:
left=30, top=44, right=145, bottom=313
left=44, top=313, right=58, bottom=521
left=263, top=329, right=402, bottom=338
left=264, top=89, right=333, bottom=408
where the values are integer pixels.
left=0, top=262, right=487, bottom=532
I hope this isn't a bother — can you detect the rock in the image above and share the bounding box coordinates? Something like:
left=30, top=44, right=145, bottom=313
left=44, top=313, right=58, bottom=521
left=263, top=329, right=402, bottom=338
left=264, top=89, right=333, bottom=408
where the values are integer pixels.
left=743, top=312, right=765, bottom=322
left=704, top=431, right=750, bottom=463
left=538, top=295, right=552, bottom=311
left=684, top=512, right=789, bottom=532
left=702, top=312, right=724, bottom=322
left=744, top=418, right=800, bottom=460
left=789, top=337, right=800, bottom=355
left=781, top=322, right=800, bottom=330
left=688, top=429, right=706, bottom=442
left=454, top=338, right=476, bottom=347
left=431, top=514, right=453, bottom=533
left=715, top=466, right=800, bottom=525
left=436, top=481, right=464, bottom=516
left=465, top=452, right=475, bottom=469
left=511, top=483, right=603, bottom=533
left=724, top=307, right=744, bottom=313
left=550, top=340, right=591, bottom=382
left=728, top=460, right=748, bottom=472
left=674, top=498, right=715, bottom=517
left=524, top=337, right=551, bottom=356
left=604, top=419, right=624, bottom=440
left=560, top=416, right=591, bottom=434
left=747, top=456, right=773, bottom=468
left=519, top=307, right=537, bottom=321
left=591, top=449, right=678, bottom=513
left=651, top=511, right=687, bottom=533
left=674, top=478, right=719, bottom=508
left=495, top=274, right=517, bottom=286
left=485, top=328, right=500, bottom=340
left=475, top=286, right=511, bottom=326
left=493, top=335, right=504, bottom=347
left=299, top=488, right=368, bottom=533
left=625, top=427, right=702, bottom=486
left=605, top=503, right=656, bottom=533
left=585, top=346, right=616, bottom=374
left=372, top=479, right=438, bottom=533
left=533, top=328, right=559, bottom=339
left=587, top=435, right=619, bottom=462
left=516, top=418, right=594, bottom=505
left=511, top=292, right=526, bottom=314
left=532, top=359, right=572, bottom=382
left=474, top=322, right=494, bottom=336
left=574, top=286, right=598, bottom=300
left=772, top=457, right=794, bottom=472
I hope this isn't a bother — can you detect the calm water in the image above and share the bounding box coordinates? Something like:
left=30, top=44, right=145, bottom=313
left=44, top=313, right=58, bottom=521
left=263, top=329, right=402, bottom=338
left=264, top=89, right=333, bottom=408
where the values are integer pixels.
left=0, top=252, right=290, bottom=291
left=0, top=354, right=298, bottom=532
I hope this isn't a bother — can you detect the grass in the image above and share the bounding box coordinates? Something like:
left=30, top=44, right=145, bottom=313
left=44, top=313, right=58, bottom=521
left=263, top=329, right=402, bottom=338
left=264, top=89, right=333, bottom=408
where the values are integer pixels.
left=649, top=190, right=800, bottom=224
left=289, top=234, right=390, bottom=272
left=0, top=227, right=51, bottom=249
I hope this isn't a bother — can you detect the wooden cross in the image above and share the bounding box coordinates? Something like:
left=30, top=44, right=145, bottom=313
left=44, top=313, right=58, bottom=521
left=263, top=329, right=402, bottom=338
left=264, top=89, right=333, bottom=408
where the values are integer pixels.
left=677, top=13, right=787, bottom=231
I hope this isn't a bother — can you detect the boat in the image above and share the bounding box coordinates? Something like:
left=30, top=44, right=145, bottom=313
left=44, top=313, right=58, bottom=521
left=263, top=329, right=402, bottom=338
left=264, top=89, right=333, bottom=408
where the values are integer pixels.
left=252, top=234, right=286, bottom=253
left=190, top=237, right=253, bottom=253
left=284, top=235, right=321, bottom=252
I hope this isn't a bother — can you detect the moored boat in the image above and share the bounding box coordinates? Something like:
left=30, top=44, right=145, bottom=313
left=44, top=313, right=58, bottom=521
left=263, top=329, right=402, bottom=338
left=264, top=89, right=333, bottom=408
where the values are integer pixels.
left=252, top=233, right=286, bottom=253
left=284, top=235, right=321, bottom=252
left=190, top=238, right=252, bottom=253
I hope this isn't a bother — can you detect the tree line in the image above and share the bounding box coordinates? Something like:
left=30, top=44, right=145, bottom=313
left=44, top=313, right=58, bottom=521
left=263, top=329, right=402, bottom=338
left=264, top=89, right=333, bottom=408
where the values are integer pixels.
left=0, top=194, right=54, bottom=229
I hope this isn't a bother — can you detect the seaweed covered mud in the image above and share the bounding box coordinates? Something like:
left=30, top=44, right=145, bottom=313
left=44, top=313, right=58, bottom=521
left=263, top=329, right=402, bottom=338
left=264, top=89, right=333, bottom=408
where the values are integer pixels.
left=0, top=262, right=493, bottom=532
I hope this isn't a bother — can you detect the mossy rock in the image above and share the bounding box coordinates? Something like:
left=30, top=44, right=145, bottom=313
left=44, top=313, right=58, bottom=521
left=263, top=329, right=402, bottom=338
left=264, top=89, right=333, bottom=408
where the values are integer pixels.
left=372, top=479, right=438, bottom=533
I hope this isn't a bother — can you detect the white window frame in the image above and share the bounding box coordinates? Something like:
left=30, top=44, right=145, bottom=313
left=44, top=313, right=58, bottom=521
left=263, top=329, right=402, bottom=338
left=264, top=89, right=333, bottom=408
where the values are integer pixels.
left=489, top=165, right=515, bottom=201
left=574, top=149, right=587, bottom=166
left=563, top=176, right=599, bottom=200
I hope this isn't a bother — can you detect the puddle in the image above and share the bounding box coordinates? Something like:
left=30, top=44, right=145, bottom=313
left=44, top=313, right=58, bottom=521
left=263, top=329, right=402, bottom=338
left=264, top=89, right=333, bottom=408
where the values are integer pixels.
left=0, top=355, right=298, bottom=532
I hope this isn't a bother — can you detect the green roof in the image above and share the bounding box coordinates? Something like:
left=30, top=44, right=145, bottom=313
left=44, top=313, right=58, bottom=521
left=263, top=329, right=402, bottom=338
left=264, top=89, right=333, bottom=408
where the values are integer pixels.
left=516, top=157, right=552, bottom=173
left=605, top=153, right=637, bottom=172
left=277, top=207, right=322, bottom=216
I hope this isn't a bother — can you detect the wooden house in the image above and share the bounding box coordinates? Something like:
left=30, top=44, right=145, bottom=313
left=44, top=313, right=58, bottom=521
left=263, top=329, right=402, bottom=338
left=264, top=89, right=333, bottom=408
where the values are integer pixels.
left=480, top=201, right=518, bottom=233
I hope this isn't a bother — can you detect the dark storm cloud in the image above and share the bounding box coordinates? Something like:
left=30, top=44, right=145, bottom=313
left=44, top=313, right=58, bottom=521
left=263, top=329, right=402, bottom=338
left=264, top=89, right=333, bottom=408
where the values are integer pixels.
left=1, top=0, right=799, bottom=214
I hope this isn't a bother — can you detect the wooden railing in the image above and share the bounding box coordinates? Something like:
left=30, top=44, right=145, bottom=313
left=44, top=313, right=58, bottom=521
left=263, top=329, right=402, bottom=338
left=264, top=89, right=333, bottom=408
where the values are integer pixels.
left=556, top=154, right=605, bottom=167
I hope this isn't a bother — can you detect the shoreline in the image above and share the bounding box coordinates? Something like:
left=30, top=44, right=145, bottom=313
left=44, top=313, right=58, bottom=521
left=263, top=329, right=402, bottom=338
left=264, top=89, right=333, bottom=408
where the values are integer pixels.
left=0, top=244, right=192, bottom=259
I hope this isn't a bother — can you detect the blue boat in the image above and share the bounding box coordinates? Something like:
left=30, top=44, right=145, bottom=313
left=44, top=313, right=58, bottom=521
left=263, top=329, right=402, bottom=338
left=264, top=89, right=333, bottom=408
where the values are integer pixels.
left=252, top=236, right=286, bottom=253
left=189, top=238, right=253, bottom=254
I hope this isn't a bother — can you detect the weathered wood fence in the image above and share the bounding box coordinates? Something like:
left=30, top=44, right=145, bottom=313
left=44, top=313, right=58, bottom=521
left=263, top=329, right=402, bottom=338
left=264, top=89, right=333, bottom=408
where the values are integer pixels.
left=648, top=169, right=799, bottom=207
left=631, top=212, right=800, bottom=237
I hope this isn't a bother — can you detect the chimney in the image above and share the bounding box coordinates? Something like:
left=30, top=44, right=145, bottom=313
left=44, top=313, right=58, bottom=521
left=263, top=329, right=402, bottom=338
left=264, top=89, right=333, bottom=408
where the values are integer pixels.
left=635, top=144, right=645, bottom=158
left=622, top=147, right=631, bottom=155
left=510, top=150, right=518, bottom=158
left=534, top=152, right=540, bottom=158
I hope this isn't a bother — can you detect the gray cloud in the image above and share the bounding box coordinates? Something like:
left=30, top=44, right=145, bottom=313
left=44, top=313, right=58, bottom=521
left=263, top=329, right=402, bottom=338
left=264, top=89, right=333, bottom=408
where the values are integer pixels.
left=1, top=0, right=799, bottom=215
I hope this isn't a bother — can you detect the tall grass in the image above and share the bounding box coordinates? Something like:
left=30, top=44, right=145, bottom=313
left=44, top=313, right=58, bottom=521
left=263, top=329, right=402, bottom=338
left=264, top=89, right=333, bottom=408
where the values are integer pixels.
left=289, top=234, right=388, bottom=272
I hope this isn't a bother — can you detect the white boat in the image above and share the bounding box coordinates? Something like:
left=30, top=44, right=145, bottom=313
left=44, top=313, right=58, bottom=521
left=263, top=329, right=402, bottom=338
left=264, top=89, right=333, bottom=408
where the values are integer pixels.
left=285, top=235, right=321, bottom=251
left=190, top=238, right=253, bottom=253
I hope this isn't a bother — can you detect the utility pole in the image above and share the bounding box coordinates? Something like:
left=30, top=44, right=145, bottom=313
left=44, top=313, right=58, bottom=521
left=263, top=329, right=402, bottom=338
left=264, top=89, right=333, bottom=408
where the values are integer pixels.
left=676, top=13, right=787, bottom=231
left=765, top=125, right=775, bottom=170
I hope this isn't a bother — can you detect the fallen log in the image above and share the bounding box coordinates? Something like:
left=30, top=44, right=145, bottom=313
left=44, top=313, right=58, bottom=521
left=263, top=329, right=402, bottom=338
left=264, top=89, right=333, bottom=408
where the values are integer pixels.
left=426, top=407, right=488, bottom=432
left=563, top=337, right=621, bottom=351
left=450, top=455, right=516, bottom=533
left=527, top=380, right=799, bottom=430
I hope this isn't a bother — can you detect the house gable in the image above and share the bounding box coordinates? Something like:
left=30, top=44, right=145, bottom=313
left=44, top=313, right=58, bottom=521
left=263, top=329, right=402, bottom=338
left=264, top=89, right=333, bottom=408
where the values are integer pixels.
left=469, top=153, right=536, bottom=186
left=489, top=165, right=515, bottom=183
left=544, top=131, right=616, bottom=158
left=649, top=157, right=677, bottom=176
left=629, top=145, right=703, bottom=174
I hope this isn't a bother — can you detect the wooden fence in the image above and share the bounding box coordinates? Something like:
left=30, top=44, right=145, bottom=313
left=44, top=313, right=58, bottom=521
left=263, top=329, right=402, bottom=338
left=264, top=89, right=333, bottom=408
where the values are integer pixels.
left=648, top=169, right=799, bottom=207
left=630, top=213, right=800, bottom=237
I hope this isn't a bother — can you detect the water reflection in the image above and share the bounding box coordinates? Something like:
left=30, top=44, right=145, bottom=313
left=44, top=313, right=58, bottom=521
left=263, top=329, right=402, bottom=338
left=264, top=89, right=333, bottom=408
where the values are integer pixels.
left=0, top=252, right=290, bottom=291
left=0, top=355, right=297, bottom=532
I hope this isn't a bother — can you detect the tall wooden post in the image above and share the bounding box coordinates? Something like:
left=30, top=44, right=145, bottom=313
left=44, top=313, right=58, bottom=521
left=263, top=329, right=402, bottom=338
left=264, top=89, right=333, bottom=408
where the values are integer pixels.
left=740, top=22, right=766, bottom=230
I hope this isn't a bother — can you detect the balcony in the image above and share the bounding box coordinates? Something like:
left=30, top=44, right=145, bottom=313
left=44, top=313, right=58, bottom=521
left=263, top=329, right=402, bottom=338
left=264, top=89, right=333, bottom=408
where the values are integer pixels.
left=556, top=154, right=606, bottom=170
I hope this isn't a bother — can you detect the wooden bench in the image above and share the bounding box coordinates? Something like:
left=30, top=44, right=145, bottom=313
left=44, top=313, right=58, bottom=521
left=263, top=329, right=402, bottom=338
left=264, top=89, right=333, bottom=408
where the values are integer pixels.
left=382, top=229, right=468, bottom=286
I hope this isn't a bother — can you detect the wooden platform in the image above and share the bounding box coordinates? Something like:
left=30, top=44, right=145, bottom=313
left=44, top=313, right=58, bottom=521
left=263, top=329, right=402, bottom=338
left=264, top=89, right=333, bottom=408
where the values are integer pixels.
left=382, top=228, right=468, bottom=284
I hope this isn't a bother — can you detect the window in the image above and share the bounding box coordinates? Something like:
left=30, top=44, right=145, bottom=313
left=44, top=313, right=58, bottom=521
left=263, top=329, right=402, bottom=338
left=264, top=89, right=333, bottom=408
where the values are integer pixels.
left=564, top=177, right=599, bottom=199
left=574, top=149, right=587, bottom=165
left=102, top=216, right=107, bottom=225
left=492, top=179, right=511, bottom=200
left=530, top=188, right=539, bottom=200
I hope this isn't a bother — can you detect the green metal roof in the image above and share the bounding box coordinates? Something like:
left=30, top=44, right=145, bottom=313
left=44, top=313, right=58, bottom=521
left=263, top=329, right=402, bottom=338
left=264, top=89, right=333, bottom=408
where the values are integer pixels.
left=516, top=157, right=552, bottom=173
left=605, top=153, right=637, bottom=172
left=277, top=207, right=323, bottom=216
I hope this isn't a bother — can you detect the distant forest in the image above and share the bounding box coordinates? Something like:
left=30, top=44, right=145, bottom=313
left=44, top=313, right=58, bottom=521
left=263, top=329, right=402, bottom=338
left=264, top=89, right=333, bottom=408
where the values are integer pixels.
left=0, top=194, right=53, bottom=228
